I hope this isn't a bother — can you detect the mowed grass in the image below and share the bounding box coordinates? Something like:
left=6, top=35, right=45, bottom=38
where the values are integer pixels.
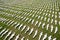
left=0, top=0, right=60, bottom=40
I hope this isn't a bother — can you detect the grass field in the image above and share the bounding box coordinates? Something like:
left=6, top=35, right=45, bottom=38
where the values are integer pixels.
left=0, top=0, right=60, bottom=40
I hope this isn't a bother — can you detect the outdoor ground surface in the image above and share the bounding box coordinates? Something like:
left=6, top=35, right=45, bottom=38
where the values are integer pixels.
left=0, top=0, right=60, bottom=40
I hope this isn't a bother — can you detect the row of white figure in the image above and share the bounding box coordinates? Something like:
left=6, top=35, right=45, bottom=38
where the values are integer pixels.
left=0, top=27, right=29, bottom=40
left=0, top=6, right=59, bottom=26
left=0, top=2, right=59, bottom=12
left=5, top=18, right=58, bottom=33
left=0, top=18, right=58, bottom=40
left=0, top=6, right=59, bottom=18
left=0, top=10, right=59, bottom=26
left=0, top=1, right=59, bottom=11
left=0, top=4, right=59, bottom=17
left=0, top=17, right=58, bottom=34
left=0, top=27, right=57, bottom=40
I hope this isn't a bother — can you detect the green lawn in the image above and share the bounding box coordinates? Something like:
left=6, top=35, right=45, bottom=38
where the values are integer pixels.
left=0, top=0, right=60, bottom=40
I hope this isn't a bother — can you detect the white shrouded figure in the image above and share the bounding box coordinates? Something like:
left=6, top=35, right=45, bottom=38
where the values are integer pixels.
left=25, top=27, right=30, bottom=33
left=21, top=37, right=25, bottom=40
left=51, top=25, right=53, bottom=32
left=15, top=34, right=19, bottom=40
left=38, top=22, right=41, bottom=27
left=46, top=24, right=49, bottom=30
left=38, top=32, right=43, bottom=40
left=28, top=19, right=32, bottom=23
left=42, top=23, right=45, bottom=29
left=15, top=23, right=20, bottom=28
left=48, top=35, right=52, bottom=40
left=42, top=33, right=47, bottom=40
left=28, top=28, right=34, bottom=35
left=31, top=19, right=34, bottom=24
left=53, top=38, right=56, bottom=40
left=21, top=25, right=26, bottom=32
left=18, top=24, right=23, bottom=30
left=47, top=18, right=50, bottom=22
left=44, top=17, right=47, bottom=21
left=33, top=30, right=38, bottom=38
left=51, top=19, right=53, bottom=23
left=38, top=16, right=40, bottom=19
left=35, top=21, right=38, bottom=26
left=54, top=27, right=58, bottom=34
left=27, top=39, right=29, bottom=40
left=32, top=14, right=34, bottom=18
left=41, top=16, right=43, bottom=20
left=52, top=14, right=54, bottom=17
left=55, top=15, right=57, bottom=19
left=55, top=20, right=57, bottom=25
